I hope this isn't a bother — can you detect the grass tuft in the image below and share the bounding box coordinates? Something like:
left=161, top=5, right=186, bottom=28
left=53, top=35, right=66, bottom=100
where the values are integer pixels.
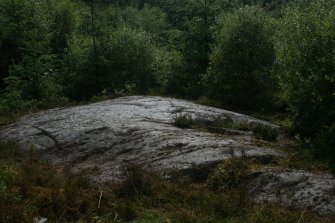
left=173, top=113, right=194, bottom=128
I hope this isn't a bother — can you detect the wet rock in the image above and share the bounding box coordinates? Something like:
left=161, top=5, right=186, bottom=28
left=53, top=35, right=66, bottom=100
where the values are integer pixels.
left=0, top=96, right=281, bottom=181
left=248, top=168, right=335, bottom=216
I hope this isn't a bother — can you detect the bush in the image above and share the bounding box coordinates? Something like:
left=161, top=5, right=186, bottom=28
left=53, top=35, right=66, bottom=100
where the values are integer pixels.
left=205, top=6, right=276, bottom=110
left=252, top=124, right=278, bottom=142
left=64, top=26, right=157, bottom=100
left=173, top=113, right=194, bottom=128
left=207, top=157, right=248, bottom=192
left=154, top=49, right=190, bottom=97
left=207, top=157, right=249, bottom=216
left=120, top=4, right=168, bottom=42
left=276, top=1, right=335, bottom=163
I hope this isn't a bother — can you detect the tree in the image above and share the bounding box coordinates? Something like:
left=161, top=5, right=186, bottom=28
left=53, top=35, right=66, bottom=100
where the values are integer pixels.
left=158, top=0, right=213, bottom=98
left=49, top=0, right=79, bottom=54
left=0, top=0, right=69, bottom=113
left=205, top=6, right=275, bottom=110
left=98, top=26, right=157, bottom=94
left=64, top=26, right=157, bottom=99
left=276, top=0, right=335, bottom=163
left=119, top=4, right=167, bottom=43
left=0, top=0, right=49, bottom=88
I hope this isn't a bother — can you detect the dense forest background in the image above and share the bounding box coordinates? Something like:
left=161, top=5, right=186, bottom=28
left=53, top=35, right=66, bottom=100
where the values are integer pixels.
left=0, top=0, right=334, bottom=164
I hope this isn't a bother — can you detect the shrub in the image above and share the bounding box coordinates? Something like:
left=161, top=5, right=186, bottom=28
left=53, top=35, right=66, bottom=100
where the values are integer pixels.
left=276, top=1, right=335, bottom=163
left=173, top=113, right=194, bottom=128
left=207, top=157, right=249, bottom=216
left=252, top=124, right=278, bottom=142
left=205, top=6, right=276, bottom=110
left=64, top=26, right=157, bottom=100
left=207, top=157, right=248, bottom=192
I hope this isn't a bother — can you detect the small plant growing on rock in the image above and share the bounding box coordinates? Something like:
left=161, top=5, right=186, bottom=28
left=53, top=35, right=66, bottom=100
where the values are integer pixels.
left=207, top=156, right=250, bottom=216
left=207, top=157, right=248, bottom=192
left=173, top=113, right=194, bottom=128
left=252, top=124, right=278, bottom=142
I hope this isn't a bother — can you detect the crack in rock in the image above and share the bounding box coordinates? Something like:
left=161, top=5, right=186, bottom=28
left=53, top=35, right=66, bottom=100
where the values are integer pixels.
left=30, top=125, right=60, bottom=149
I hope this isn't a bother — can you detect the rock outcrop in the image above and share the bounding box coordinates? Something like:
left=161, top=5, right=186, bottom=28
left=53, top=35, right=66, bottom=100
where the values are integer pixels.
left=1, top=96, right=334, bottom=216
left=0, top=96, right=280, bottom=179
left=248, top=168, right=335, bottom=216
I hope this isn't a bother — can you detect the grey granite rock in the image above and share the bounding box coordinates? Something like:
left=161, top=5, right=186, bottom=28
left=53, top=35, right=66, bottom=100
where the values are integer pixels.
left=1, top=96, right=334, bottom=216
left=0, top=96, right=280, bottom=181
left=248, top=168, right=335, bottom=216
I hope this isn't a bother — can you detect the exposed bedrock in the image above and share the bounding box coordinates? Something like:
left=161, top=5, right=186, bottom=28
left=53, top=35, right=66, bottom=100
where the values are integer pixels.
left=1, top=96, right=334, bottom=216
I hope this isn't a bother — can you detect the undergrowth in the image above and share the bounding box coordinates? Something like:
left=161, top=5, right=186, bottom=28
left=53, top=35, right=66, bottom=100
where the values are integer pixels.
left=0, top=140, right=330, bottom=223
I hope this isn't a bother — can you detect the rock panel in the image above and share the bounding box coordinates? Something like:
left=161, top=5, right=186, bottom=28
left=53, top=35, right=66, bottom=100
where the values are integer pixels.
left=0, top=96, right=280, bottom=180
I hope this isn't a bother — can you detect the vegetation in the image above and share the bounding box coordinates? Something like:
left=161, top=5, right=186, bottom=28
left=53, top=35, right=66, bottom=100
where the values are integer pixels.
left=0, top=140, right=329, bottom=223
left=252, top=124, right=278, bottom=142
left=173, top=113, right=195, bottom=129
left=1, top=0, right=335, bottom=220
left=275, top=1, right=335, bottom=165
left=173, top=114, right=278, bottom=142
left=205, top=6, right=275, bottom=110
left=0, top=0, right=334, bottom=163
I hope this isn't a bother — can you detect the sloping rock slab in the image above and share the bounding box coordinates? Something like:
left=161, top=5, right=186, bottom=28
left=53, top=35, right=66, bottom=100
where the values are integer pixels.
left=0, top=96, right=281, bottom=181
left=248, top=168, right=335, bottom=216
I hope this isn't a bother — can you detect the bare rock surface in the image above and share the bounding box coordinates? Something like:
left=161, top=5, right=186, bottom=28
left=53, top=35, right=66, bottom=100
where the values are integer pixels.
left=0, top=96, right=334, bottom=216
left=0, top=96, right=280, bottom=179
left=248, top=168, right=335, bottom=216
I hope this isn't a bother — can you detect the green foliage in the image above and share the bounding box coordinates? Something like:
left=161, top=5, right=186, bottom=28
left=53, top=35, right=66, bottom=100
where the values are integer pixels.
left=49, top=0, right=79, bottom=53
left=120, top=4, right=168, bottom=42
left=62, top=34, right=93, bottom=99
left=207, top=116, right=248, bottom=130
left=252, top=124, right=278, bottom=142
left=64, top=26, right=157, bottom=100
left=100, top=26, right=157, bottom=94
left=206, top=6, right=276, bottom=110
left=0, top=0, right=334, bottom=204
left=276, top=0, right=335, bottom=163
left=173, top=113, right=195, bottom=128
left=187, top=115, right=278, bottom=142
left=0, top=0, right=53, bottom=87
left=153, top=49, right=191, bottom=96
left=0, top=0, right=71, bottom=114
left=156, top=0, right=213, bottom=98
left=0, top=76, right=29, bottom=114
left=9, top=54, right=65, bottom=107
left=207, top=157, right=248, bottom=192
